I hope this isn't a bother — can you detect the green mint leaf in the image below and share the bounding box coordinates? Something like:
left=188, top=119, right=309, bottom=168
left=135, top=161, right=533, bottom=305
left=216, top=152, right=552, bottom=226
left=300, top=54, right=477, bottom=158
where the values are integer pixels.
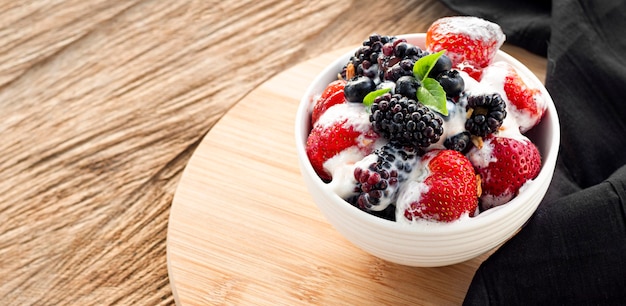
left=363, top=88, right=391, bottom=107
left=417, top=78, right=448, bottom=116
left=413, top=50, right=446, bottom=81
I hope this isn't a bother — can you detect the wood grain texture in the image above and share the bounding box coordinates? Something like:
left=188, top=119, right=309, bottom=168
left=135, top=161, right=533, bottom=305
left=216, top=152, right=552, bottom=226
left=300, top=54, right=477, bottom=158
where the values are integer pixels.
left=0, top=0, right=546, bottom=304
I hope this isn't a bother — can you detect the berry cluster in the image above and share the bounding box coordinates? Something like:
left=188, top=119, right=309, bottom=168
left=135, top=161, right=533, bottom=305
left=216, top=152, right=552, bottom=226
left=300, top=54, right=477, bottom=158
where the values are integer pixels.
left=350, top=143, right=419, bottom=218
left=340, top=34, right=397, bottom=80
left=370, top=93, right=443, bottom=148
left=465, top=93, right=507, bottom=137
left=340, top=34, right=466, bottom=153
left=378, top=39, right=426, bottom=82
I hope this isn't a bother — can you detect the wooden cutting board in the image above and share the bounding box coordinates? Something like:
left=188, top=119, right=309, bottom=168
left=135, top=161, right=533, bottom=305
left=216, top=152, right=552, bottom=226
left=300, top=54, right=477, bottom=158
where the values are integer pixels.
left=166, top=48, right=494, bottom=306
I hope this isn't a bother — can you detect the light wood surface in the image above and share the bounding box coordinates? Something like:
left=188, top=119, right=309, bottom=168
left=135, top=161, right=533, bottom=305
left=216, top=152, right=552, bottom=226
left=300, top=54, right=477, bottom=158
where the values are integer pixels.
left=0, top=1, right=546, bottom=304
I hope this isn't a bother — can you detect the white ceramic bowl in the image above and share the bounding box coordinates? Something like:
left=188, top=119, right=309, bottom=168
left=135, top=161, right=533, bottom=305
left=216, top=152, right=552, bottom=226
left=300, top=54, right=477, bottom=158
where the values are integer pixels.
left=295, top=33, right=560, bottom=267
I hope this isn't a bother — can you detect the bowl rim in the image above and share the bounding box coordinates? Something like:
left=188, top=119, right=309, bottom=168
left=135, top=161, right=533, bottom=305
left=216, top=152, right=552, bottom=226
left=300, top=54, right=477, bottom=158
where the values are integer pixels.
left=295, top=33, right=560, bottom=236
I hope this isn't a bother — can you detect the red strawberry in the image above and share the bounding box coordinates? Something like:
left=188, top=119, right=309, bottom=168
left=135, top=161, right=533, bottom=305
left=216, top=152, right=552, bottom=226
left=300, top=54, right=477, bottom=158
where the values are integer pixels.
left=426, top=16, right=505, bottom=71
left=306, top=103, right=379, bottom=181
left=398, top=150, right=479, bottom=223
left=502, top=63, right=546, bottom=133
left=311, top=79, right=347, bottom=124
left=457, top=64, right=484, bottom=81
left=467, top=134, right=541, bottom=210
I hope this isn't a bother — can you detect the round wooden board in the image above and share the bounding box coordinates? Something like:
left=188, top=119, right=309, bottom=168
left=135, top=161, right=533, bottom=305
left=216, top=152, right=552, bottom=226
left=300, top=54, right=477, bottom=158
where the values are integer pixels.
left=166, top=48, right=490, bottom=306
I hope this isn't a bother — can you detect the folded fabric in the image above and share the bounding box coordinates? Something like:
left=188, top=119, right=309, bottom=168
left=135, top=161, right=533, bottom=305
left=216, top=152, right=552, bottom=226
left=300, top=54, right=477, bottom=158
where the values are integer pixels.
left=438, top=0, right=626, bottom=304
left=464, top=165, right=626, bottom=304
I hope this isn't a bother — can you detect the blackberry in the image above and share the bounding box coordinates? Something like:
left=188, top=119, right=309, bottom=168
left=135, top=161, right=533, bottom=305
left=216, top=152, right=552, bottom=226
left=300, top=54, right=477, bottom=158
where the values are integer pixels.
left=340, top=34, right=397, bottom=80
left=370, top=93, right=444, bottom=148
left=444, top=131, right=473, bottom=154
left=378, top=39, right=427, bottom=82
left=350, top=143, right=419, bottom=213
left=465, top=93, right=507, bottom=137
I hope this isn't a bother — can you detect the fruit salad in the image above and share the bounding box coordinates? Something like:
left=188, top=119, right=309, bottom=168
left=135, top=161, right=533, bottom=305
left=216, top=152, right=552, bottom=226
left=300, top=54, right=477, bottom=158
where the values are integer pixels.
left=305, top=16, right=547, bottom=223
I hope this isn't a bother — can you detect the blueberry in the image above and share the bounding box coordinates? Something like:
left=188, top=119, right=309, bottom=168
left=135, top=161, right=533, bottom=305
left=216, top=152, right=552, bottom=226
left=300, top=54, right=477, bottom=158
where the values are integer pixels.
left=428, top=54, right=453, bottom=78
left=394, top=42, right=408, bottom=57
left=394, top=75, right=420, bottom=98
left=344, top=76, right=376, bottom=102
left=437, top=69, right=465, bottom=98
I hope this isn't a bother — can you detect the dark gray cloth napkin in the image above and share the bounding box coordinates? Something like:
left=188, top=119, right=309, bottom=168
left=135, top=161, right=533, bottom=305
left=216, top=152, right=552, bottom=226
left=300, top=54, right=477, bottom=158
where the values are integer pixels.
left=438, top=0, right=626, bottom=304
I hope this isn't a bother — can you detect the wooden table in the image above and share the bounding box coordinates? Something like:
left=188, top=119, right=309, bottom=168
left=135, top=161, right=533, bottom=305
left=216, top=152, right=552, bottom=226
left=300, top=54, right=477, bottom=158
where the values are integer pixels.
left=0, top=1, right=547, bottom=304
